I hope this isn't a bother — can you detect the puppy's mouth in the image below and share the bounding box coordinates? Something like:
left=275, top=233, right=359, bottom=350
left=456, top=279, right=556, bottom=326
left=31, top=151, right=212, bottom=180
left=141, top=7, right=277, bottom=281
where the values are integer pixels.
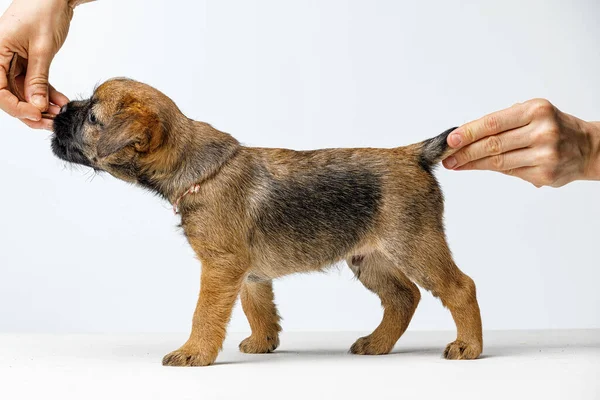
left=51, top=137, right=92, bottom=167
left=51, top=105, right=94, bottom=168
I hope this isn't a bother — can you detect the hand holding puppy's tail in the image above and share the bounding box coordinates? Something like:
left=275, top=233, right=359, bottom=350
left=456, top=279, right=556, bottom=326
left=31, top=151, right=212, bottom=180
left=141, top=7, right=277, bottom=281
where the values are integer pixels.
left=412, top=127, right=459, bottom=171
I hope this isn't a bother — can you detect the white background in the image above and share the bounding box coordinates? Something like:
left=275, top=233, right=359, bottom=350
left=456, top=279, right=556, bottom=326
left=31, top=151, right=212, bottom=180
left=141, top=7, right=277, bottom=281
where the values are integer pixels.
left=0, top=0, right=598, bottom=334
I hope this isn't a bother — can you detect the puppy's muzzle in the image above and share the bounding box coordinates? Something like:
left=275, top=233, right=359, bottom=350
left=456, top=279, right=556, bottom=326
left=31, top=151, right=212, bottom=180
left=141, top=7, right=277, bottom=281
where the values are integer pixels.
left=51, top=102, right=92, bottom=167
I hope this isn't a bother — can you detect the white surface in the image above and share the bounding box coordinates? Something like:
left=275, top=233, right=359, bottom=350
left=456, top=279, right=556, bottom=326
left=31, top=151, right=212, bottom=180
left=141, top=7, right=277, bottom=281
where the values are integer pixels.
left=0, top=0, right=599, bottom=333
left=0, top=330, right=598, bottom=400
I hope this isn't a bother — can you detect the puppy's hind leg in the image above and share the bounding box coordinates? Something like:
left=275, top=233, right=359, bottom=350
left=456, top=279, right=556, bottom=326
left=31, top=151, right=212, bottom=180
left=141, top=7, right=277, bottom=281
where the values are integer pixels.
left=348, top=252, right=421, bottom=355
left=239, top=276, right=282, bottom=353
left=388, top=230, right=483, bottom=360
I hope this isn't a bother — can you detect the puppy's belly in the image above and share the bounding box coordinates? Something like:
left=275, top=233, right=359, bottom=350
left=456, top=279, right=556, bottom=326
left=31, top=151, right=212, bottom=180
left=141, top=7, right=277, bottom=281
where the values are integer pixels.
left=249, top=256, right=331, bottom=279
left=249, top=241, right=376, bottom=280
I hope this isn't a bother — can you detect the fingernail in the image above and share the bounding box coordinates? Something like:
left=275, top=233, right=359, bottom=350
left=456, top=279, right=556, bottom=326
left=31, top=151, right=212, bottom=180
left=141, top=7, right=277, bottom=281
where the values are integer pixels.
left=31, top=94, right=47, bottom=109
left=448, top=131, right=463, bottom=147
left=26, top=116, right=41, bottom=122
left=444, top=156, right=457, bottom=169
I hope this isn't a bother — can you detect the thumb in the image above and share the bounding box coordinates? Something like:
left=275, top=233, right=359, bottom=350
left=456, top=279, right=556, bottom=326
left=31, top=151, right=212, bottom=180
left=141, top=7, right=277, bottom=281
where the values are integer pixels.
left=24, top=49, right=54, bottom=112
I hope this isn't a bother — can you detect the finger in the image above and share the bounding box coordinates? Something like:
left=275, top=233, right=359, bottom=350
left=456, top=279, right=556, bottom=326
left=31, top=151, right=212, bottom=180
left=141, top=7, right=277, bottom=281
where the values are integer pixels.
left=447, top=103, right=531, bottom=149
left=455, top=148, right=538, bottom=172
left=47, top=103, right=61, bottom=115
left=24, top=47, right=54, bottom=111
left=0, top=90, right=42, bottom=120
left=19, top=117, right=53, bottom=130
left=443, top=125, right=534, bottom=169
left=49, top=84, right=69, bottom=107
left=0, top=65, right=42, bottom=120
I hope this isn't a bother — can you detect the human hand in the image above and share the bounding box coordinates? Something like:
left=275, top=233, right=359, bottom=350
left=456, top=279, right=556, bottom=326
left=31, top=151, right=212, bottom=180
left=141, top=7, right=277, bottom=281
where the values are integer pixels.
left=0, top=0, right=76, bottom=130
left=442, top=99, right=600, bottom=188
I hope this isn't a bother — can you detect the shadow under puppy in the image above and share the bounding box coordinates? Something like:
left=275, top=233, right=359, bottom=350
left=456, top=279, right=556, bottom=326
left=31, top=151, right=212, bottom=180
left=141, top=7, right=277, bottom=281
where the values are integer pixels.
left=52, top=78, right=482, bottom=366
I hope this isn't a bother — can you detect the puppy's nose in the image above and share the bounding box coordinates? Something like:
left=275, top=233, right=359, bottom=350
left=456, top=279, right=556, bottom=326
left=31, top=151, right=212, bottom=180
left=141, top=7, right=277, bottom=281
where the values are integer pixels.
left=59, top=104, right=68, bottom=114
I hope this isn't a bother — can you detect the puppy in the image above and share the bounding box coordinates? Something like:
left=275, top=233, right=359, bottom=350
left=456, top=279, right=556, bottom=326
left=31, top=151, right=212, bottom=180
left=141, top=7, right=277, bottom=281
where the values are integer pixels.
left=52, top=78, right=482, bottom=366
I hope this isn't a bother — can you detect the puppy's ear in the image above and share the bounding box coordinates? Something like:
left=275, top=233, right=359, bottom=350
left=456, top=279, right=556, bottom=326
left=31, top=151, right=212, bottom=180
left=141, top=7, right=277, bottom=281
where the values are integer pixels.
left=97, top=96, right=164, bottom=158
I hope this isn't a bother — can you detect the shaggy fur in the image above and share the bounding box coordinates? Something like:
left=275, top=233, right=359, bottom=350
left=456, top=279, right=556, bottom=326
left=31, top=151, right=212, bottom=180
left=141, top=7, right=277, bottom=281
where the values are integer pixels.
left=51, top=78, right=483, bottom=366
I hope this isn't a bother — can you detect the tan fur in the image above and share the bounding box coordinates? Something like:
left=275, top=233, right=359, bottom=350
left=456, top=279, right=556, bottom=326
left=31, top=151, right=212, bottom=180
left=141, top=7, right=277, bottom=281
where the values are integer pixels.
left=52, top=79, right=483, bottom=366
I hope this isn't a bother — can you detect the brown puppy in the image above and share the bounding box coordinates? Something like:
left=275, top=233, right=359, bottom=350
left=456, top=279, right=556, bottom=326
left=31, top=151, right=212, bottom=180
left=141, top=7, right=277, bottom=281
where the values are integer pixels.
left=51, top=78, right=482, bottom=366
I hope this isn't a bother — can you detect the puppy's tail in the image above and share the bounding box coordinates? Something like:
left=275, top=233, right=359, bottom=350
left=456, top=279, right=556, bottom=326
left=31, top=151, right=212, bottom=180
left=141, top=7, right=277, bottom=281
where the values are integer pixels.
left=409, top=126, right=459, bottom=171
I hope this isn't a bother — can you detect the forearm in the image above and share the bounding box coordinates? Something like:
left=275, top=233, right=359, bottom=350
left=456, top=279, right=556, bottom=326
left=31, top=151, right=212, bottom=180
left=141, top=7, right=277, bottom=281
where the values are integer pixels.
left=584, top=121, right=600, bottom=180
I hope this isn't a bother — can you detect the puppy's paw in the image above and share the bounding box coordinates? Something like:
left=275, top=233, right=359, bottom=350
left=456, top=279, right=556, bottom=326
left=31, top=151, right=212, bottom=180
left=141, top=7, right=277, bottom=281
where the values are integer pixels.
left=239, top=334, right=279, bottom=354
left=162, top=347, right=217, bottom=367
left=350, top=334, right=394, bottom=355
left=443, top=340, right=482, bottom=360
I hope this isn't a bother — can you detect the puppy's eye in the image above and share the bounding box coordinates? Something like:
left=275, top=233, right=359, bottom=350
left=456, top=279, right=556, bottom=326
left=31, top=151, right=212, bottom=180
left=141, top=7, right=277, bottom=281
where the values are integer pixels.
left=88, top=112, right=98, bottom=125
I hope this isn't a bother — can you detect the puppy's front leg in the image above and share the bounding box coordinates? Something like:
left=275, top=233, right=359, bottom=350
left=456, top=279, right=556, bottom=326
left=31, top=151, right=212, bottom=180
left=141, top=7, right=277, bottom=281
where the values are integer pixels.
left=239, top=278, right=281, bottom=353
left=163, top=257, right=246, bottom=367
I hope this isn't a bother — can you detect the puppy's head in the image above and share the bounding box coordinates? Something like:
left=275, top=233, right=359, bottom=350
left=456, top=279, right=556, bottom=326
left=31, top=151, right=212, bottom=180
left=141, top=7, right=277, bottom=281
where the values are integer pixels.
left=52, top=78, right=177, bottom=182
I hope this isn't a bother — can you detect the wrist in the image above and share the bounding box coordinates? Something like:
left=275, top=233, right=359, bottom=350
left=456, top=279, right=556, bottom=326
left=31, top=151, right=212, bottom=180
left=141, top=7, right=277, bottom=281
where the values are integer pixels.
left=583, top=121, right=600, bottom=180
